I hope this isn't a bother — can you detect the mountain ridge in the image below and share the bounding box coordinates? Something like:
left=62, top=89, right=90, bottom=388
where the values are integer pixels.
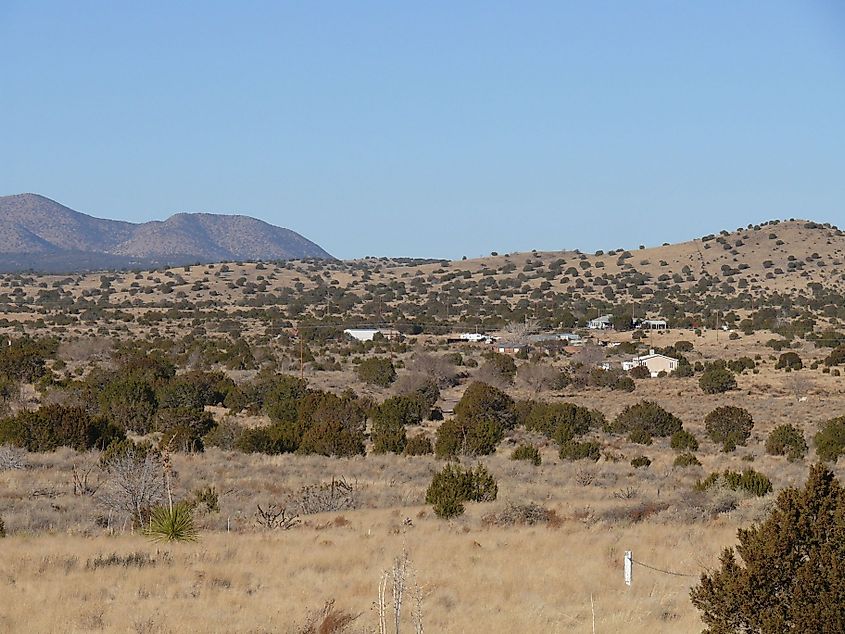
left=0, top=193, right=333, bottom=271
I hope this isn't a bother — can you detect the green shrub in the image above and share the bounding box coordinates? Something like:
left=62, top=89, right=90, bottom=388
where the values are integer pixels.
left=262, top=374, right=309, bottom=422
left=372, top=395, right=427, bottom=428
left=356, top=358, right=397, bottom=387
left=203, top=418, right=243, bottom=450
left=433, top=382, right=516, bottom=458
left=669, top=362, right=693, bottom=378
left=523, top=401, right=603, bottom=441
left=675, top=340, right=694, bottom=353
left=559, top=440, right=601, bottom=462
left=690, top=465, right=844, bottom=631
left=705, top=406, right=754, bottom=451
left=630, top=455, right=651, bottom=468
left=670, top=429, right=699, bottom=452
left=673, top=452, right=701, bottom=468
left=298, top=419, right=365, bottom=457
left=613, top=376, right=636, bottom=392
left=765, top=424, right=807, bottom=461
left=0, top=339, right=47, bottom=383
left=403, top=434, right=433, bottom=456
left=234, top=422, right=301, bottom=454
left=628, top=365, right=651, bottom=379
left=627, top=428, right=653, bottom=445
left=370, top=411, right=406, bottom=454
left=425, top=463, right=498, bottom=518
left=445, top=352, right=463, bottom=366
left=815, top=416, right=845, bottom=462
left=610, top=400, right=682, bottom=437
left=727, top=357, right=756, bottom=374
left=434, top=419, right=465, bottom=458
left=98, top=438, right=158, bottom=468
left=157, top=371, right=233, bottom=410
left=510, top=444, right=541, bottom=466
left=775, top=352, right=803, bottom=371
left=155, top=407, right=216, bottom=453
left=824, top=345, right=845, bottom=367
left=699, top=366, right=737, bottom=394
left=695, top=469, right=772, bottom=497
left=221, top=338, right=257, bottom=370
left=480, top=352, right=517, bottom=383
left=98, top=373, right=158, bottom=433
left=0, top=404, right=124, bottom=452
left=454, top=382, right=515, bottom=430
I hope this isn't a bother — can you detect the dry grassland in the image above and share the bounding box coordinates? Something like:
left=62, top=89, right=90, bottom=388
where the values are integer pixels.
left=0, top=518, right=736, bottom=634
left=3, top=445, right=843, bottom=633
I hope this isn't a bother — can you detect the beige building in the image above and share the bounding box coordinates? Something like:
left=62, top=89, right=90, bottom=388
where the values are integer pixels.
left=622, top=350, right=679, bottom=377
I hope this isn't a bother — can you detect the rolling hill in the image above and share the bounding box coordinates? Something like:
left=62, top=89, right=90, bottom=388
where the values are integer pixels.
left=0, top=193, right=333, bottom=271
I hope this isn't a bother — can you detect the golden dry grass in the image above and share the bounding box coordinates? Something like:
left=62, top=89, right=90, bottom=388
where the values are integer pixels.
left=0, top=507, right=738, bottom=633
left=3, top=445, right=842, bottom=633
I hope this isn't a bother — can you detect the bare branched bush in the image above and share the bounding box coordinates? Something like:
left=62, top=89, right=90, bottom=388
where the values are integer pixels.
left=575, top=468, right=596, bottom=486
left=71, top=464, right=100, bottom=496
left=98, top=448, right=166, bottom=528
left=613, top=487, right=639, bottom=500
left=516, top=363, right=559, bottom=394
left=59, top=337, right=113, bottom=364
left=574, top=345, right=605, bottom=368
left=295, top=477, right=357, bottom=516
left=255, top=503, right=300, bottom=530
left=0, top=445, right=26, bottom=471
left=503, top=319, right=539, bottom=344
left=782, top=372, right=813, bottom=402
left=482, top=502, right=559, bottom=527
left=406, top=353, right=458, bottom=388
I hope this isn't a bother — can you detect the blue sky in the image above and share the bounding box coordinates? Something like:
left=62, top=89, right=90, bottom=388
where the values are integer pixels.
left=1, top=2, right=844, bottom=259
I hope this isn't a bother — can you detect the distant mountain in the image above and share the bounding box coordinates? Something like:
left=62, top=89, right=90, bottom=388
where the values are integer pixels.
left=0, top=194, right=333, bottom=272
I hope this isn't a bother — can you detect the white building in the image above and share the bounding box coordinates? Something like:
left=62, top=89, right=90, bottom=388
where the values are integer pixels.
left=587, top=315, right=613, bottom=330
left=621, top=350, right=679, bottom=377
left=458, top=332, right=492, bottom=343
left=527, top=332, right=582, bottom=344
left=639, top=319, right=668, bottom=330
left=343, top=328, right=400, bottom=342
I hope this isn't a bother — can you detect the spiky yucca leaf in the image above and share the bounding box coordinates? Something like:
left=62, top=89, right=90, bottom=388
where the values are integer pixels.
left=144, top=503, right=198, bottom=543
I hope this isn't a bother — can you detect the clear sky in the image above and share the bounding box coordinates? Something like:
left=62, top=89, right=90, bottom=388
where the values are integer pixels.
left=2, top=2, right=844, bottom=259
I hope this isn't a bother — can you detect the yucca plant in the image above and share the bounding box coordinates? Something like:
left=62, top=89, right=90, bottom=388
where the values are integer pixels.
left=144, top=439, right=199, bottom=542
left=145, top=502, right=198, bottom=543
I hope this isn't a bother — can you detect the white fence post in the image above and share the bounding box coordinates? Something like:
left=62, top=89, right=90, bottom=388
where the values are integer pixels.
left=624, top=551, right=633, bottom=587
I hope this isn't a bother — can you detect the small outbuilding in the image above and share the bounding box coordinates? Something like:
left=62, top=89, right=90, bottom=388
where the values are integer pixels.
left=493, top=341, right=528, bottom=355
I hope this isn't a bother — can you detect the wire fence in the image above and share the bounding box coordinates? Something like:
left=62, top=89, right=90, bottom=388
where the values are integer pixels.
left=631, top=558, right=697, bottom=579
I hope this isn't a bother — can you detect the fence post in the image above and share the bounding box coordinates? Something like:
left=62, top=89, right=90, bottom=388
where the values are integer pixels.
left=624, top=551, right=633, bottom=587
